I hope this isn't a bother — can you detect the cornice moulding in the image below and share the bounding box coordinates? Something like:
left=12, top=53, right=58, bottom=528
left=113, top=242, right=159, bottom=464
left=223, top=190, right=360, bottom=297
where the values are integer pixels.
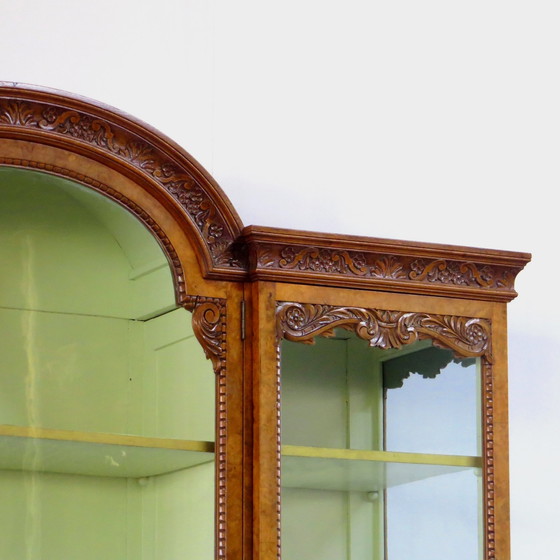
left=242, top=226, right=531, bottom=302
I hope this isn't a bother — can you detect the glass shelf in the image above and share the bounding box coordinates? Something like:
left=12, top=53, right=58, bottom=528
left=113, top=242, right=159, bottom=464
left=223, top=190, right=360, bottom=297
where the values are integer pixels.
left=281, top=445, right=481, bottom=492
left=0, top=425, right=214, bottom=478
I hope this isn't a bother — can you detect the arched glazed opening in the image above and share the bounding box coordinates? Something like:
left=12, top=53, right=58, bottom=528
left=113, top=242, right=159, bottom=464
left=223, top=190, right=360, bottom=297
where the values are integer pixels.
left=0, top=166, right=216, bottom=559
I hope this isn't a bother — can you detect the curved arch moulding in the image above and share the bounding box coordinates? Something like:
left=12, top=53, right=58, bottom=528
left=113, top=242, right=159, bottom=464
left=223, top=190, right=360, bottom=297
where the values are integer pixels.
left=0, top=82, right=246, bottom=303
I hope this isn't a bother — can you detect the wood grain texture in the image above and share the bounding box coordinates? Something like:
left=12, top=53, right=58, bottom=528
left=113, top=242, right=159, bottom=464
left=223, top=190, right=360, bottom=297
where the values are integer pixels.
left=489, top=304, right=511, bottom=560
left=247, top=282, right=281, bottom=560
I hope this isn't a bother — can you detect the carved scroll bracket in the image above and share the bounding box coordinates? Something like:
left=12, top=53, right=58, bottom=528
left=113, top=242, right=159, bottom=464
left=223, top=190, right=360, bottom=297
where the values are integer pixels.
left=183, top=295, right=227, bottom=375
left=276, top=301, right=492, bottom=362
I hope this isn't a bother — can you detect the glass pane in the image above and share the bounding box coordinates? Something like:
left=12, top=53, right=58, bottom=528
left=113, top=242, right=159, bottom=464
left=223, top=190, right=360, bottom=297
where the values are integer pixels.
left=384, top=348, right=480, bottom=456
left=386, top=470, right=483, bottom=560
left=280, top=329, right=482, bottom=560
left=0, top=168, right=215, bottom=560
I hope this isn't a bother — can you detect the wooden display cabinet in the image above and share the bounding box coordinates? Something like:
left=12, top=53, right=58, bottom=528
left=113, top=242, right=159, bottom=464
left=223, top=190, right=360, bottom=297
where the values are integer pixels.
left=0, top=83, right=530, bottom=559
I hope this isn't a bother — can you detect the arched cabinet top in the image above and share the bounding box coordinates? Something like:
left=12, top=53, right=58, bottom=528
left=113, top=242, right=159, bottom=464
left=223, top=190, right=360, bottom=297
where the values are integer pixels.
left=0, top=83, right=531, bottom=303
left=0, top=82, right=246, bottom=286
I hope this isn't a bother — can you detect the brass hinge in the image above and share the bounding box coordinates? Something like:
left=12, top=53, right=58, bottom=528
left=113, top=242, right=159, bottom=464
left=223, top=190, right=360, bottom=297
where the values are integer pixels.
left=241, top=300, right=246, bottom=340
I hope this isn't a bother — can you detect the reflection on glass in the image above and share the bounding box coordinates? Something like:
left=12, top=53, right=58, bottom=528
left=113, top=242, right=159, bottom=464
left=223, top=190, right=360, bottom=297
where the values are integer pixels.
left=386, top=470, right=482, bottom=560
left=280, top=329, right=482, bottom=560
left=384, top=347, right=480, bottom=456
left=0, top=168, right=214, bottom=560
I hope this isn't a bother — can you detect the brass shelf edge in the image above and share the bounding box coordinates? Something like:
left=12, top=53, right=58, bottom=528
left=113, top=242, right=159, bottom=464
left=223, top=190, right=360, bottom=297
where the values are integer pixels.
left=0, top=424, right=215, bottom=453
left=281, top=445, right=482, bottom=468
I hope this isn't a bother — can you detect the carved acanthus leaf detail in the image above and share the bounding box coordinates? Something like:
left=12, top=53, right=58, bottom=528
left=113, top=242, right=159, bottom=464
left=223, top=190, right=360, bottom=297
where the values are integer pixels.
left=276, top=300, right=496, bottom=560
left=370, top=255, right=407, bottom=279
left=40, top=108, right=116, bottom=147
left=256, top=247, right=277, bottom=268
left=184, top=296, right=227, bottom=375
left=0, top=100, right=39, bottom=126
left=276, top=302, right=492, bottom=360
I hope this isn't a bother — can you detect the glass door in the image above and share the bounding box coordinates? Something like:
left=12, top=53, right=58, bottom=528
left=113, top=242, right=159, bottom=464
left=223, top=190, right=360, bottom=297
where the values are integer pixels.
left=279, top=327, right=483, bottom=560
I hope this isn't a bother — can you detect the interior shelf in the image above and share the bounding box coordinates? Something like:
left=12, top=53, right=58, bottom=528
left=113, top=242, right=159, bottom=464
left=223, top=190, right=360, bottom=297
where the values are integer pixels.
left=281, top=445, right=482, bottom=492
left=0, top=425, right=214, bottom=478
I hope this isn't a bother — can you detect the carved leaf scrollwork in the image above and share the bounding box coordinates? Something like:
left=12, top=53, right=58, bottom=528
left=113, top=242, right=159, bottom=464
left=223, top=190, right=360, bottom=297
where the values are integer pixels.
left=184, top=296, right=226, bottom=375
left=40, top=108, right=117, bottom=149
left=410, top=259, right=495, bottom=287
left=279, top=247, right=368, bottom=276
left=255, top=244, right=519, bottom=295
left=183, top=295, right=227, bottom=560
left=277, top=301, right=492, bottom=360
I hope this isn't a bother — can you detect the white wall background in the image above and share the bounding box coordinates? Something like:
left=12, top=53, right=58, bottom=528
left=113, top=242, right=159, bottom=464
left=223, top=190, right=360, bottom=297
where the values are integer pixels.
left=1, top=1, right=556, bottom=557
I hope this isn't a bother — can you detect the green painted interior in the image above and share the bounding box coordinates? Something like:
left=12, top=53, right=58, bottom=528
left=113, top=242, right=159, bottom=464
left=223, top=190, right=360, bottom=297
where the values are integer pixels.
left=280, top=332, right=482, bottom=560
left=0, top=167, right=175, bottom=319
left=281, top=335, right=385, bottom=560
left=0, top=167, right=214, bottom=559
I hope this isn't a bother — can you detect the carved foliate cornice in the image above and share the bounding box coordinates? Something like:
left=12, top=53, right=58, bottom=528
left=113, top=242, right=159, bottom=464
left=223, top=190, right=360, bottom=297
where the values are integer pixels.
left=244, top=226, right=531, bottom=302
left=276, top=301, right=492, bottom=361
left=0, top=84, right=246, bottom=276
